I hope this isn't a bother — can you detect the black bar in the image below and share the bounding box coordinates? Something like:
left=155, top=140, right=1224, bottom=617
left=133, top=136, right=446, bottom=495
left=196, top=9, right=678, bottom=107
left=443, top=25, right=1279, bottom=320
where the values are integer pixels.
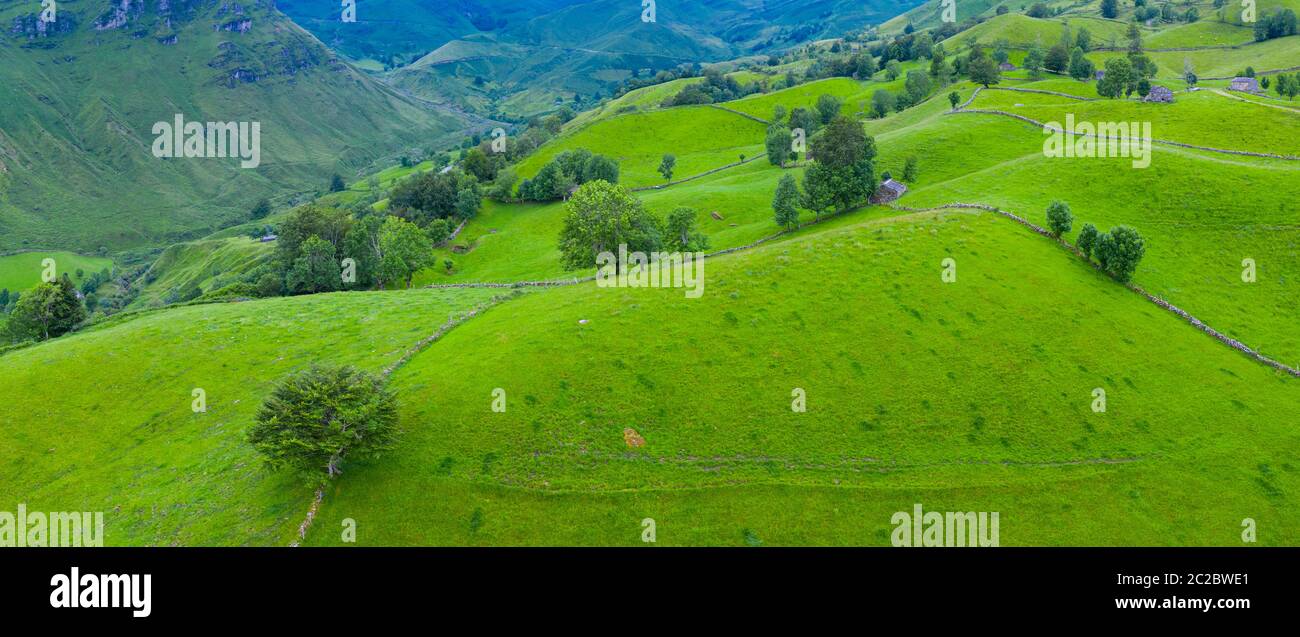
left=0, top=548, right=1287, bottom=624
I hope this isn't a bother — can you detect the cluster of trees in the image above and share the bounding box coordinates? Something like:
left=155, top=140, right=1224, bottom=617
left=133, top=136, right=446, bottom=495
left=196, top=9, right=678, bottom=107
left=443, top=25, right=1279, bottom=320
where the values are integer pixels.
left=268, top=165, right=489, bottom=296
left=1078, top=224, right=1147, bottom=283
left=1091, top=25, right=1158, bottom=98
left=1044, top=201, right=1147, bottom=283
left=457, top=108, right=576, bottom=196
left=268, top=203, right=440, bottom=294
left=556, top=181, right=710, bottom=272
left=1, top=275, right=87, bottom=342
left=1272, top=73, right=1300, bottom=100
left=517, top=148, right=620, bottom=201
left=665, top=69, right=762, bottom=106
left=1254, top=8, right=1297, bottom=42
left=770, top=116, right=878, bottom=228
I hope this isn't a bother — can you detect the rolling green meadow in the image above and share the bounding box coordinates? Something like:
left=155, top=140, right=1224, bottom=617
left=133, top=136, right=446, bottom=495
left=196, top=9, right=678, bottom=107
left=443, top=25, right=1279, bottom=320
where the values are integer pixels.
left=1, top=0, right=1297, bottom=548
left=0, top=251, right=113, bottom=293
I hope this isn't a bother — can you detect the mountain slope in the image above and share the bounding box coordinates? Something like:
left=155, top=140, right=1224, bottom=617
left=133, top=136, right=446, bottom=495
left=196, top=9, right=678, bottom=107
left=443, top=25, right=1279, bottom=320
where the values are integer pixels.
left=0, top=0, right=473, bottom=252
left=285, top=0, right=924, bottom=118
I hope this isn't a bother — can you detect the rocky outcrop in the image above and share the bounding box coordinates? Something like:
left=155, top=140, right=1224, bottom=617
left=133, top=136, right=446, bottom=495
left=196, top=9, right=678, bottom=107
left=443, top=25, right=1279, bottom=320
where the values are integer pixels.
left=10, top=12, right=77, bottom=38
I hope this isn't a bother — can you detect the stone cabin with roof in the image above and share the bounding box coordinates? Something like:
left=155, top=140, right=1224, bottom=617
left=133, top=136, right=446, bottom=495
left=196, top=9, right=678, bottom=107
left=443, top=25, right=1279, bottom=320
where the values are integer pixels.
left=1229, top=77, right=1260, bottom=93
left=1143, top=86, right=1174, bottom=103
left=870, top=178, right=908, bottom=204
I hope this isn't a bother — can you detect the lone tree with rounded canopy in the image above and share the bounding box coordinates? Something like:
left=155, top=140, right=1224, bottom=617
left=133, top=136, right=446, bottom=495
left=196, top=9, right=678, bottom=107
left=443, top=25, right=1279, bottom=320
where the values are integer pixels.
left=558, top=180, right=663, bottom=273
left=1095, top=226, right=1147, bottom=283
left=248, top=366, right=398, bottom=487
left=8, top=274, right=85, bottom=341
left=1046, top=201, right=1073, bottom=238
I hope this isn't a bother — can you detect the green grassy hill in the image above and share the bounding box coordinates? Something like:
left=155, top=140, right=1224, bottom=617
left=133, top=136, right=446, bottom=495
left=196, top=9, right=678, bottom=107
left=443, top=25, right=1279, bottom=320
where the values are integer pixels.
left=2, top=3, right=1297, bottom=547
left=130, top=237, right=274, bottom=308
left=0, top=250, right=112, bottom=294
left=0, top=0, right=473, bottom=253
left=306, top=210, right=1300, bottom=546
left=514, top=105, right=767, bottom=188
left=0, top=287, right=501, bottom=545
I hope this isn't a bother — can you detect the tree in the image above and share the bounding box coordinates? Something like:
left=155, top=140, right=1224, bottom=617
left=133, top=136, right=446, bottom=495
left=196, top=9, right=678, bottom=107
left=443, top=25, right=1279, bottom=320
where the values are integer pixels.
left=855, top=53, right=878, bottom=79
left=1095, top=226, right=1146, bottom=282
left=247, top=366, right=397, bottom=487
left=993, top=40, right=1010, bottom=66
left=1101, top=0, right=1118, bottom=19
left=287, top=235, right=342, bottom=295
left=8, top=276, right=85, bottom=341
left=250, top=198, right=271, bottom=220
left=665, top=207, right=710, bottom=252
left=454, top=188, right=480, bottom=220
left=1097, top=57, right=1134, bottom=98
left=658, top=154, right=676, bottom=181
left=968, top=56, right=1001, bottom=87
left=1068, top=47, right=1094, bottom=81
left=329, top=174, right=346, bottom=193
left=1126, top=21, right=1143, bottom=55
left=558, top=180, right=663, bottom=273
left=461, top=147, right=497, bottom=182
left=816, top=94, right=843, bottom=124
left=948, top=91, right=961, bottom=111
left=1276, top=73, right=1300, bottom=100
left=801, top=116, right=878, bottom=216
left=275, top=204, right=350, bottom=271
left=1046, top=201, right=1073, bottom=238
left=788, top=107, right=817, bottom=135
left=885, top=60, right=902, bottom=80
left=255, top=273, right=283, bottom=297
left=902, top=156, right=919, bottom=183
left=583, top=154, right=620, bottom=184
left=1136, top=77, right=1151, bottom=97
left=1024, top=43, right=1046, bottom=79
left=1076, top=223, right=1100, bottom=259
left=523, top=161, right=569, bottom=201
left=378, top=216, right=434, bottom=289
left=765, top=124, right=793, bottom=166
left=873, top=89, right=897, bottom=118
left=1045, top=44, right=1070, bottom=73
left=905, top=70, right=932, bottom=104
left=772, top=174, right=801, bottom=230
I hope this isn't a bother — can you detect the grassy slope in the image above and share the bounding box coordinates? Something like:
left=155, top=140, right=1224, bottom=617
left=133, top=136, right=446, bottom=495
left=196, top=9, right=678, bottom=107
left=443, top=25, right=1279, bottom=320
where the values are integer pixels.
left=307, top=211, right=1300, bottom=546
left=0, top=1, right=469, bottom=252
left=0, top=288, right=500, bottom=545
left=0, top=251, right=113, bottom=293
left=969, top=87, right=1300, bottom=156
left=884, top=95, right=1300, bottom=365
left=1088, top=35, right=1300, bottom=79
left=514, top=105, right=767, bottom=188
left=131, top=237, right=274, bottom=308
